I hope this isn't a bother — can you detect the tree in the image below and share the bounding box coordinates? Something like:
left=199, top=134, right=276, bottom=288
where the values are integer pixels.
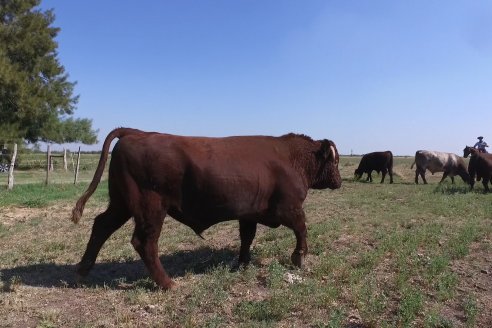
left=0, top=0, right=98, bottom=145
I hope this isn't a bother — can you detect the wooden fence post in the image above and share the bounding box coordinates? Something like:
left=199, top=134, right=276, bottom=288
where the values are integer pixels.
left=70, top=152, right=75, bottom=171
left=74, top=146, right=81, bottom=184
left=45, top=144, right=51, bottom=185
left=7, top=143, right=17, bottom=190
left=63, top=148, right=68, bottom=171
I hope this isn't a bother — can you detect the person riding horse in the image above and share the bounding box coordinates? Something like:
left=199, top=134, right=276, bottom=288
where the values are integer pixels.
left=474, top=136, right=489, bottom=153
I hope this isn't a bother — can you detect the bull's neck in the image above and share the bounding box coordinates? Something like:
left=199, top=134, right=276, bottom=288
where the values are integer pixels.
left=289, top=145, right=319, bottom=189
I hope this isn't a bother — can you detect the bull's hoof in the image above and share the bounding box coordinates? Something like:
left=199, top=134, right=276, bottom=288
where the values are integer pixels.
left=75, top=262, right=91, bottom=277
left=230, top=258, right=250, bottom=272
left=74, top=272, right=89, bottom=287
left=237, top=254, right=251, bottom=266
left=291, top=250, right=305, bottom=268
left=158, top=279, right=176, bottom=290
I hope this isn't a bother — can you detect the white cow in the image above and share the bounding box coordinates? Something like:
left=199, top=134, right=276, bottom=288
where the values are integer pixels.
left=411, top=150, right=470, bottom=184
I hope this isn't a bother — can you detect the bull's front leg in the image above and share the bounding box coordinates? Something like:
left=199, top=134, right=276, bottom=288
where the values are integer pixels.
left=439, top=172, right=449, bottom=184
left=468, top=169, right=476, bottom=189
left=283, top=208, right=308, bottom=268
left=238, top=220, right=257, bottom=265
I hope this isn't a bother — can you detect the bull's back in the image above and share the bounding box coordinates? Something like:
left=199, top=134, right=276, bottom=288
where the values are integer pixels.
left=361, top=151, right=393, bottom=169
left=110, top=133, right=303, bottom=219
left=415, top=150, right=465, bottom=174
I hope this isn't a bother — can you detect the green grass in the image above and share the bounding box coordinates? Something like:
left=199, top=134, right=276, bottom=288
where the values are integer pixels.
left=0, top=155, right=491, bottom=327
left=464, top=295, right=479, bottom=327
left=234, top=296, right=287, bottom=323
left=0, top=181, right=108, bottom=207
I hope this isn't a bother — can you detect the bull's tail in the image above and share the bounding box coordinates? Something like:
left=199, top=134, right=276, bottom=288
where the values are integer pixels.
left=410, top=151, right=420, bottom=169
left=71, top=127, right=143, bottom=223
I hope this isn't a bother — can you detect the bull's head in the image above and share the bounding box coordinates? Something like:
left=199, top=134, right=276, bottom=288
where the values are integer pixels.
left=354, top=168, right=363, bottom=180
left=312, top=139, right=342, bottom=190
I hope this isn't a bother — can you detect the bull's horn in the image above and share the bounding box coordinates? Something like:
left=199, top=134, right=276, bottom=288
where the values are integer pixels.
left=330, top=145, right=336, bottom=160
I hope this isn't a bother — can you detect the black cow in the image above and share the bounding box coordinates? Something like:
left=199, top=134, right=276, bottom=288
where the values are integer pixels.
left=354, top=151, right=394, bottom=183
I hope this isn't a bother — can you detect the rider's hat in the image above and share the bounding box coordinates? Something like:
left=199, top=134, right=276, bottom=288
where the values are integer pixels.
left=478, top=136, right=484, bottom=140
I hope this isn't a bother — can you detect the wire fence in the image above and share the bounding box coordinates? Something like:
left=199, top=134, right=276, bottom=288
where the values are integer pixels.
left=10, top=152, right=100, bottom=171
left=1, top=151, right=106, bottom=186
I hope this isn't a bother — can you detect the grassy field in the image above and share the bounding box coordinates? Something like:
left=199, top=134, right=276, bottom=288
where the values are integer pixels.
left=0, top=156, right=491, bottom=327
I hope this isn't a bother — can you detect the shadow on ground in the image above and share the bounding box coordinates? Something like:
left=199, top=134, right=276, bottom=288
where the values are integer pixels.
left=0, top=246, right=236, bottom=290
left=433, top=184, right=480, bottom=195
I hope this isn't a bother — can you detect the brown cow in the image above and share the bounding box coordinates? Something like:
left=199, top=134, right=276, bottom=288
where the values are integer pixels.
left=71, top=128, right=342, bottom=289
left=463, top=146, right=492, bottom=191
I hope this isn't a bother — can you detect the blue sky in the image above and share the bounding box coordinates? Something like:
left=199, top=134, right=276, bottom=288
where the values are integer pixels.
left=40, top=1, right=492, bottom=155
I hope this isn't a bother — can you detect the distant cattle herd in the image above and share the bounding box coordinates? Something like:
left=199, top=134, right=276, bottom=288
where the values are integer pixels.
left=355, top=146, right=492, bottom=191
left=70, top=129, right=491, bottom=288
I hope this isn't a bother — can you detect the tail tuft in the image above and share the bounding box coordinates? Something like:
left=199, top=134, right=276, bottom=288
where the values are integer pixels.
left=71, top=205, right=82, bottom=224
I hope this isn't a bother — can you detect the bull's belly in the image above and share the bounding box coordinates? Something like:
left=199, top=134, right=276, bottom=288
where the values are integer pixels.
left=427, top=167, right=456, bottom=175
left=168, top=203, right=272, bottom=233
left=179, top=190, right=269, bottom=218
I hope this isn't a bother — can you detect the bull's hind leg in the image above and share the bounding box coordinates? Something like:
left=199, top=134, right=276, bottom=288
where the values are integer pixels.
left=381, top=169, right=387, bottom=183
left=77, top=205, right=131, bottom=277
left=131, top=218, right=173, bottom=289
left=238, top=220, right=257, bottom=265
left=131, top=193, right=173, bottom=289
left=417, top=169, right=427, bottom=184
